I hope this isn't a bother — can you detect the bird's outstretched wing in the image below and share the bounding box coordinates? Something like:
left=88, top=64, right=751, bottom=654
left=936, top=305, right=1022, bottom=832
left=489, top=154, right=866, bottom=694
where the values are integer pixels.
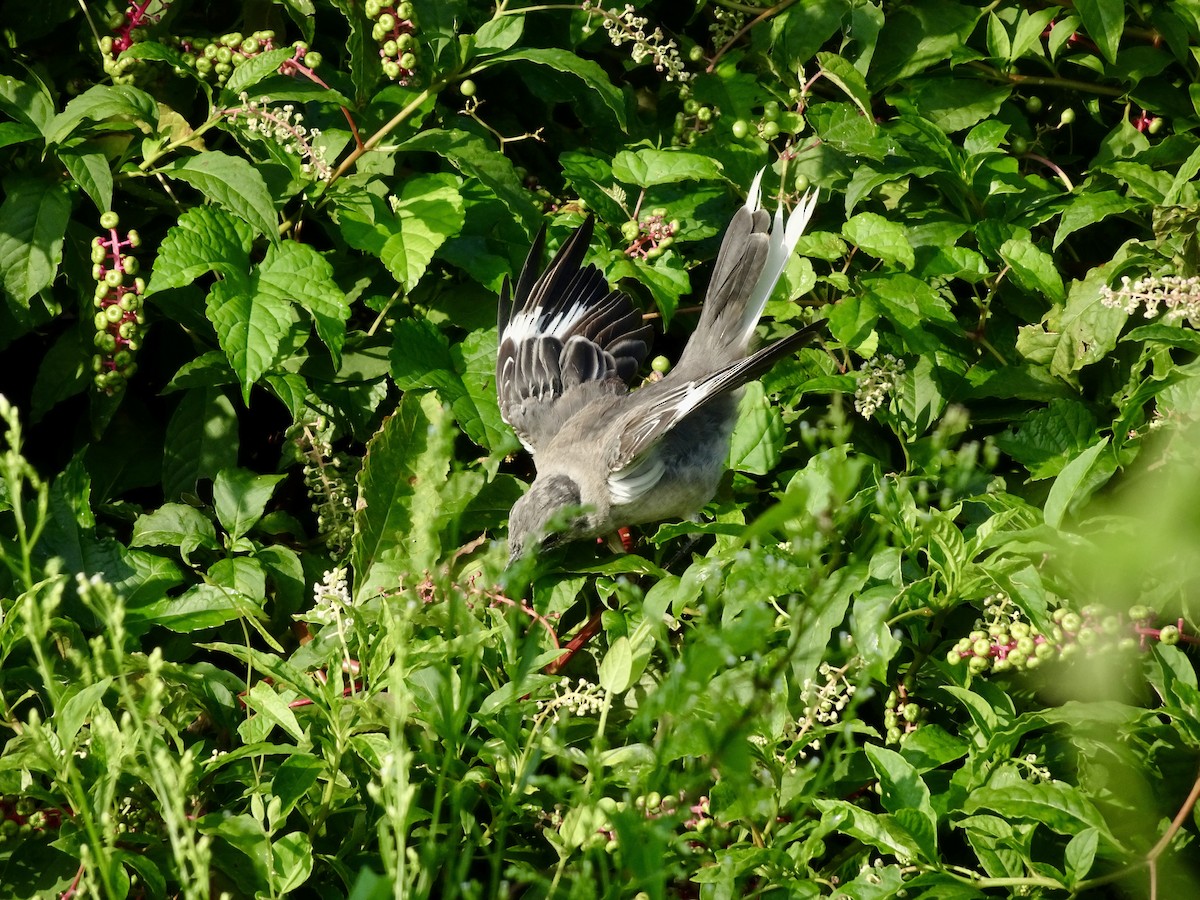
left=497, top=216, right=653, bottom=454
left=608, top=319, right=826, bottom=482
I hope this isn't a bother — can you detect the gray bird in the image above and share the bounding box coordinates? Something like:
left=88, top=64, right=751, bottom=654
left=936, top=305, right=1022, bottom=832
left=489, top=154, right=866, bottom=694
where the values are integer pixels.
left=497, top=171, right=823, bottom=562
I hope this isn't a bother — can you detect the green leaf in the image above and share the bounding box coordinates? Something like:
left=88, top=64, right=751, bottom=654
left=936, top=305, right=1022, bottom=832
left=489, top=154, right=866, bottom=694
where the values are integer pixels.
left=145, top=207, right=255, bottom=295
left=207, top=273, right=298, bottom=399
left=209, top=557, right=268, bottom=600
left=0, top=73, right=54, bottom=132
left=221, top=48, right=296, bottom=97
left=162, top=388, right=240, bottom=500
left=869, top=1, right=982, bottom=88
left=352, top=393, right=454, bottom=599
left=125, top=583, right=252, bottom=632
left=1043, top=437, right=1109, bottom=529
left=611, top=149, right=724, bottom=188
left=1073, top=0, right=1124, bottom=65
left=43, top=84, right=158, bottom=144
left=244, top=680, right=305, bottom=743
left=258, top=241, right=350, bottom=365
left=896, top=77, right=1011, bottom=133
left=1053, top=190, right=1138, bottom=250
left=0, top=177, right=71, bottom=307
left=813, top=800, right=925, bottom=861
left=1064, top=827, right=1099, bottom=884
left=272, top=754, right=324, bottom=819
left=999, top=238, right=1064, bottom=302
left=382, top=173, right=466, bottom=290
left=492, top=48, right=626, bottom=130
left=213, top=468, right=286, bottom=541
left=131, top=503, right=219, bottom=558
left=844, top=213, right=915, bottom=270
left=963, top=780, right=1121, bottom=849
left=817, top=52, right=873, bottom=119
left=599, top=635, right=634, bottom=693
left=727, top=382, right=784, bottom=475
left=473, top=15, right=524, bottom=56
left=57, top=678, right=114, bottom=746
left=162, top=152, right=279, bottom=240
left=57, top=143, right=113, bottom=213
left=851, top=586, right=902, bottom=682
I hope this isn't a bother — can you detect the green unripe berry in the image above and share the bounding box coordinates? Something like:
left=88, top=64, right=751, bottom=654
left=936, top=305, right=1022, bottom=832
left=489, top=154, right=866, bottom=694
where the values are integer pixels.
left=104, top=304, right=124, bottom=323
left=696, top=105, right=713, bottom=123
left=118, top=321, right=138, bottom=339
left=1025, top=95, right=1043, bottom=114
left=384, top=39, right=398, bottom=57
left=902, top=703, right=920, bottom=723
left=216, top=46, right=232, bottom=64
left=761, top=120, right=780, bottom=139
left=119, top=292, right=139, bottom=311
left=1061, top=612, right=1081, bottom=634
left=967, top=656, right=989, bottom=674
left=730, top=120, right=749, bottom=142
left=372, top=23, right=388, bottom=42
left=688, top=45, right=703, bottom=62
left=459, top=79, right=476, bottom=97
left=95, top=312, right=109, bottom=330
left=104, top=270, right=124, bottom=287
left=378, top=13, right=396, bottom=31
left=794, top=174, right=810, bottom=191
left=683, top=98, right=699, bottom=115
left=123, top=256, right=139, bottom=275
left=763, top=100, right=780, bottom=122
left=1016, top=636, right=1036, bottom=655
left=1159, top=624, right=1181, bottom=645
left=91, top=245, right=108, bottom=264
left=645, top=246, right=663, bottom=260
left=651, top=355, right=671, bottom=374
left=1148, top=116, right=1164, bottom=135
left=972, top=638, right=992, bottom=657
left=1010, top=135, right=1028, bottom=154
left=1035, top=642, right=1055, bottom=659
left=400, top=52, right=417, bottom=69
left=366, top=0, right=383, bottom=16
left=196, top=57, right=213, bottom=74
left=1058, top=108, right=1075, bottom=126
left=100, top=211, right=120, bottom=229
left=396, top=3, right=415, bottom=20
left=947, top=650, right=962, bottom=665
left=383, top=61, right=401, bottom=79
left=621, top=221, right=641, bottom=242
left=657, top=236, right=674, bottom=251
left=127, top=229, right=141, bottom=248
left=113, top=350, right=133, bottom=367
left=397, top=33, right=415, bottom=50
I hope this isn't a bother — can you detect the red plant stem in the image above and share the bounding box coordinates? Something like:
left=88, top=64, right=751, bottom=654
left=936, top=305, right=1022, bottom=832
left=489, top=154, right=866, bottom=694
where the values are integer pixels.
left=545, top=608, right=604, bottom=675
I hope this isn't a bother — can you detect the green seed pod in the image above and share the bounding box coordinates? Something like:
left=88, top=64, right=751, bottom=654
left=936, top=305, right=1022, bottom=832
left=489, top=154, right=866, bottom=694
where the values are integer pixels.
left=378, top=13, right=396, bottom=31
left=400, top=52, right=417, bottom=69
left=104, top=269, right=124, bottom=287
left=123, top=256, right=139, bottom=275
left=104, top=304, right=124, bottom=323
left=304, top=50, right=322, bottom=68
left=100, top=211, right=120, bottom=229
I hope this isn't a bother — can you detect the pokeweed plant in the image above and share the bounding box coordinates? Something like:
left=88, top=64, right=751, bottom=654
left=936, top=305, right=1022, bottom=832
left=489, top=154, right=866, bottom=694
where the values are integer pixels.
left=1, top=0, right=1200, bottom=897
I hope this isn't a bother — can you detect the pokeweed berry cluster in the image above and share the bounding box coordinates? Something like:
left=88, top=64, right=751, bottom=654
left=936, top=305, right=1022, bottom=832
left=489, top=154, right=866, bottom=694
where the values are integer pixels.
left=366, top=1, right=419, bottom=84
left=91, top=212, right=145, bottom=395
left=947, top=594, right=1197, bottom=676
left=621, top=209, right=679, bottom=260
left=671, top=86, right=717, bottom=147
left=99, top=0, right=167, bottom=84
left=174, top=31, right=322, bottom=86
left=0, top=795, right=64, bottom=844
left=882, top=685, right=923, bottom=744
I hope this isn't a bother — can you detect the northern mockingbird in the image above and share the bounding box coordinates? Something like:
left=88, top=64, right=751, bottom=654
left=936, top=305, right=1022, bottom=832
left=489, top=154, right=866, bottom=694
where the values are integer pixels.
left=497, top=170, right=823, bottom=562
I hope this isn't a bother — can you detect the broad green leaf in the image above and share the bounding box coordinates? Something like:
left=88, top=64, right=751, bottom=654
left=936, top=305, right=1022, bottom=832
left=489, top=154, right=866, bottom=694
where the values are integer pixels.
left=162, top=152, right=279, bottom=240
left=131, top=503, right=219, bottom=553
left=817, top=52, right=872, bottom=118
left=243, top=680, right=306, bottom=743
left=352, top=393, right=454, bottom=599
left=895, top=77, right=1010, bottom=133
left=125, top=583, right=252, bottom=632
left=869, top=1, right=981, bottom=88
left=844, top=212, right=915, bottom=269
left=43, top=84, right=158, bottom=144
left=0, top=74, right=54, bottom=132
left=963, top=780, right=1121, bottom=849
left=162, top=388, right=240, bottom=499
left=145, top=206, right=255, bottom=294
left=473, top=15, right=524, bottom=56
left=213, top=468, right=286, bottom=540
left=1043, top=437, right=1109, bottom=529
left=865, top=744, right=937, bottom=837
left=453, top=328, right=521, bottom=455
left=0, top=121, right=40, bottom=149
left=57, top=678, right=114, bottom=746
left=851, top=586, right=902, bottom=682
left=382, top=173, right=466, bottom=290
left=994, top=398, right=1097, bottom=480
left=272, top=754, right=324, bottom=819
left=493, top=48, right=626, bottom=129
left=0, top=177, right=71, bottom=307
left=728, top=382, right=784, bottom=475
left=813, top=800, right=924, bottom=861
left=399, top=128, right=540, bottom=231
left=258, top=241, right=350, bottom=365
left=207, top=274, right=298, bottom=398
left=1053, top=191, right=1139, bottom=250
left=1064, top=827, right=1099, bottom=884
left=599, top=635, right=634, bottom=693
left=221, top=48, right=296, bottom=97
left=31, top=329, right=89, bottom=422
left=1073, top=0, right=1124, bottom=65
left=209, top=557, right=268, bottom=600
left=611, top=149, right=724, bottom=188
left=999, top=238, right=1064, bottom=302
left=57, top=143, right=113, bottom=213
left=272, top=832, right=314, bottom=894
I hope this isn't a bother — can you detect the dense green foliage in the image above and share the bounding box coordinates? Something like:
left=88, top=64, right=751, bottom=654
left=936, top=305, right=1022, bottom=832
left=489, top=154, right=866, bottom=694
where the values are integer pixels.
left=2, top=0, right=1200, bottom=896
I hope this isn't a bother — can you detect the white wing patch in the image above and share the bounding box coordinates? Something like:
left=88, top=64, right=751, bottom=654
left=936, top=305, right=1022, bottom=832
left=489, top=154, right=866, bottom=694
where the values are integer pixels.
left=609, top=451, right=666, bottom=505
left=503, top=298, right=592, bottom=345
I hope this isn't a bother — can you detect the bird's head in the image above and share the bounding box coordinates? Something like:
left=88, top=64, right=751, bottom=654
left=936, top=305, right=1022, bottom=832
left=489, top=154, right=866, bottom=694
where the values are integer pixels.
left=506, top=474, right=596, bottom=564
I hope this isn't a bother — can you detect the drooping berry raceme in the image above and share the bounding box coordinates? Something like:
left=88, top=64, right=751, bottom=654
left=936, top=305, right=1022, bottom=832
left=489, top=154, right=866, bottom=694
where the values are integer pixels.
left=367, top=1, right=419, bottom=84
left=99, top=0, right=170, bottom=84
left=947, top=594, right=1199, bottom=677
left=175, top=31, right=322, bottom=87
left=623, top=208, right=679, bottom=260
left=91, top=212, right=145, bottom=395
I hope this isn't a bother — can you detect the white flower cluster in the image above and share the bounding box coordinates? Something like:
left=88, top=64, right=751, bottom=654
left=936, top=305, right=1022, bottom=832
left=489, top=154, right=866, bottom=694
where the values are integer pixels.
left=1099, top=273, right=1200, bottom=324
left=536, top=676, right=606, bottom=717
left=225, top=93, right=332, bottom=181
left=308, top=567, right=354, bottom=628
left=854, top=354, right=905, bottom=419
left=582, top=2, right=692, bottom=82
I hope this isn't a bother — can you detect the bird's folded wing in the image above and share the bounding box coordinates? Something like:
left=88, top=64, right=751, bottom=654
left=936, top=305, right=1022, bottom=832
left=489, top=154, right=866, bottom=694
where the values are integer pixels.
left=609, top=319, right=827, bottom=476
left=497, top=217, right=652, bottom=453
